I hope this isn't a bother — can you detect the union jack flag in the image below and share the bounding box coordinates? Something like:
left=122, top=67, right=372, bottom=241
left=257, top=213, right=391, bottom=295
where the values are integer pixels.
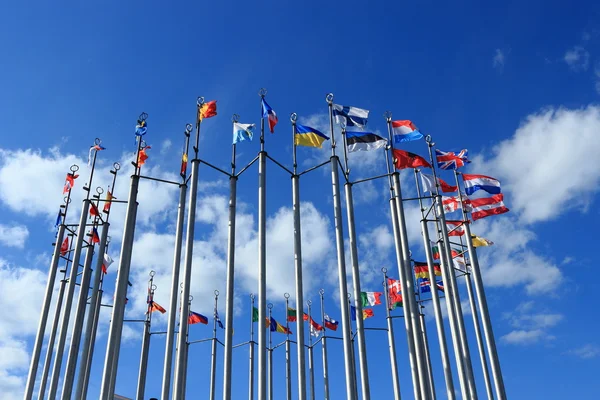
left=435, top=149, right=470, bottom=170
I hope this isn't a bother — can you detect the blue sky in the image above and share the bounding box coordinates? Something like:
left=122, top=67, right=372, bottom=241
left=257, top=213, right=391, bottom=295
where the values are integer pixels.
left=1, top=1, right=600, bottom=399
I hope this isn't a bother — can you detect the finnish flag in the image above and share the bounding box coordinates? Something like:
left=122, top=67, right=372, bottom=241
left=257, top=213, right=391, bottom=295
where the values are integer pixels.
left=333, top=104, right=369, bottom=128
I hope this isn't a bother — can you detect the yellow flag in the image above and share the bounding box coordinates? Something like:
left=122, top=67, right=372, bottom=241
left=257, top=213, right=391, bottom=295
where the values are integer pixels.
left=471, top=234, right=493, bottom=247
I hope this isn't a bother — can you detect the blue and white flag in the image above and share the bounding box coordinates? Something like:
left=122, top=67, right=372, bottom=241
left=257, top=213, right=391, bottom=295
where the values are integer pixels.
left=233, top=122, right=255, bottom=144
left=462, top=173, right=501, bottom=195
left=215, top=310, right=224, bottom=329
left=333, top=104, right=369, bottom=128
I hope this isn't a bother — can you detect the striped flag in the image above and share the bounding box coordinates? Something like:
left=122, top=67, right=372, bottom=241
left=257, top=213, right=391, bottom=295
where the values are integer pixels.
left=391, top=120, right=424, bottom=143
left=261, top=98, right=278, bottom=133
left=462, top=174, right=502, bottom=195
left=420, top=172, right=457, bottom=193
left=345, top=131, right=387, bottom=152
left=333, top=104, right=369, bottom=128
left=470, top=194, right=509, bottom=221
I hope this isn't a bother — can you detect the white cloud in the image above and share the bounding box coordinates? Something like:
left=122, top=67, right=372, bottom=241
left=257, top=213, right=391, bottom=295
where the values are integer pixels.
left=0, top=338, right=29, bottom=400
left=161, top=139, right=173, bottom=154
left=500, top=301, right=562, bottom=345
left=567, top=344, right=600, bottom=359
left=493, top=49, right=506, bottom=71
left=501, top=329, right=545, bottom=345
left=564, top=46, right=590, bottom=71
left=0, top=224, right=29, bottom=248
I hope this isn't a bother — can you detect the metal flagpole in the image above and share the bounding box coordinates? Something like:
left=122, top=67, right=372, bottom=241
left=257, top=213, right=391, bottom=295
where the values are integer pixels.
left=284, top=294, right=292, bottom=400
left=419, top=312, right=436, bottom=400
left=413, top=169, right=456, bottom=399
left=319, top=289, right=330, bottom=400
left=340, top=126, right=371, bottom=399
left=454, top=170, right=507, bottom=400
left=99, top=113, right=146, bottom=400
left=347, top=295, right=358, bottom=398
left=325, top=93, right=356, bottom=400
left=25, top=164, right=77, bottom=400
left=291, top=113, right=308, bottom=400
left=182, top=296, right=192, bottom=396
left=307, top=300, right=315, bottom=400
left=425, top=140, right=478, bottom=400
left=384, top=113, right=427, bottom=399
left=173, top=100, right=204, bottom=400
left=136, top=272, right=156, bottom=400
left=249, top=294, right=256, bottom=400
left=381, top=268, right=401, bottom=400
left=257, top=88, right=268, bottom=400
left=267, top=303, right=274, bottom=400
left=162, top=124, right=192, bottom=400
left=38, top=231, right=74, bottom=400
left=223, top=117, right=238, bottom=400
left=209, top=291, right=220, bottom=400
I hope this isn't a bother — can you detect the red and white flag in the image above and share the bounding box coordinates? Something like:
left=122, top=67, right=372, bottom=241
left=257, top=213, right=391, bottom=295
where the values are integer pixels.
left=470, top=194, right=509, bottom=221
left=442, top=196, right=471, bottom=213
left=446, top=220, right=466, bottom=236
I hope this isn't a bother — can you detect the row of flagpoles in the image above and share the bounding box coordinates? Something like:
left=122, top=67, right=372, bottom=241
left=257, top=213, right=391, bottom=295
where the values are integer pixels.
left=24, top=90, right=508, bottom=400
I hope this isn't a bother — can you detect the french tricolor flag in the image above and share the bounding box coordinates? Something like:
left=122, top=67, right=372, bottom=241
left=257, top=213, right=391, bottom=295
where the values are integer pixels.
left=261, top=98, right=278, bottom=133
left=470, top=194, right=509, bottom=221
left=462, top=173, right=502, bottom=195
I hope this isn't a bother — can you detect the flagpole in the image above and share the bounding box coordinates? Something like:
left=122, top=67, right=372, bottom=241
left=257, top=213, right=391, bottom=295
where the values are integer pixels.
left=209, top=291, right=220, bottom=400
left=258, top=88, right=269, bottom=400
left=307, top=300, right=316, bottom=400
left=381, top=268, right=402, bottom=400
left=454, top=170, right=507, bottom=400
left=267, top=302, right=274, bottom=400
left=182, top=295, right=192, bottom=396
left=283, top=293, right=292, bottom=400
left=384, top=113, right=427, bottom=399
left=414, top=169, right=456, bottom=399
left=162, top=124, right=192, bottom=400
left=24, top=164, right=77, bottom=400
left=249, top=293, right=256, bottom=400
left=173, top=100, right=204, bottom=400
left=340, top=125, right=371, bottom=399
left=319, top=289, right=330, bottom=400
left=326, top=93, right=356, bottom=400
left=347, top=295, right=358, bottom=398
left=425, top=139, right=477, bottom=399
left=135, top=272, right=156, bottom=400
left=290, top=113, right=308, bottom=400
left=419, top=312, right=436, bottom=400
left=99, top=113, right=147, bottom=400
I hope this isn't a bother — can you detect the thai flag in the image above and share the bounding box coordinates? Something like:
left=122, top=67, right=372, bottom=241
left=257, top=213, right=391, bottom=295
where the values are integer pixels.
left=462, top=174, right=502, bottom=195
left=470, top=194, right=509, bottom=221
left=332, top=104, right=369, bottom=128
left=436, top=149, right=470, bottom=170
left=261, top=98, right=278, bottom=133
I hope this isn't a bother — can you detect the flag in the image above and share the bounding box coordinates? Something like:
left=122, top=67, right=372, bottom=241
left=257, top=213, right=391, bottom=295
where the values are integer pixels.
left=446, top=220, right=465, bottom=236
left=442, top=195, right=471, bottom=214
left=302, top=313, right=309, bottom=321
left=101, top=253, right=113, bottom=274
left=295, top=124, right=329, bottom=148
left=198, top=100, right=217, bottom=122
left=189, top=311, right=209, bottom=325
left=308, top=316, right=323, bottom=333
left=324, top=314, right=338, bottom=331
left=462, top=174, right=501, bottom=195
left=55, top=211, right=62, bottom=227
left=215, top=311, right=224, bottom=329
left=387, top=278, right=403, bottom=305
left=252, top=306, right=259, bottom=322
left=470, top=194, right=509, bottom=221
left=63, top=173, right=79, bottom=194
left=135, top=120, right=147, bottom=136
left=471, top=234, right=494, bottom=247
left=287, top=308, right=297, bottom=322
left=149, top=301, right=166, bottom=314
left=418, top=278, right=444, bottom=293
left=350, top=305, right=357, bottom=321
left=391, top=120, right=424, bottom=143
left=414, top=261, right=442, bottom=278
left=362, top=309, right=374, bottom=320
left=233, top=123, right=255, bottom=144
left=261, top=98, right=278, bottom=133
left=435, top=149, right=470, bottom=170
left=392, top=149, right=431, bottom=170
left=137, top=145, right=151, bottom=166
left=332, top=104, right=369, bottom=128
left=420, top=172, right=457, bottom=193
left=345, top=131, right=387, bottom=152
left=91, top=228, right=100, bottom=243
left=432, top=244, right=461, bottom=260
left=180, top=153, right=188, bottom=176
left=310, top=322, right=322, bottom=337
left=60, top=237, right=69, bottom=256
left=89, top=203, right=100, bottom=217
left=360, top=292, right=382, bottom=307
left=453, top=255, right=468, bottom=272
left=269, top=317, right=292, bottom=334
left=103, top=191, right=115, bottom=213
left=87, top=144, right=106, bottom=166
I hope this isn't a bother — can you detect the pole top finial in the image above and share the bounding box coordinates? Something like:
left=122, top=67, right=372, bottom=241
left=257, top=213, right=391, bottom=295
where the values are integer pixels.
left=267, top=303, right=273, bottom=309
left=383, top=111, right=392, bottom=121
left=96, top=186, right=104, bottom=196
left=94, top=138, right=102, bottom=146
left=250, top=293, right=255, bottom=299
left=113, top=162, right=121, bottom=172
left=214, top=290, right=220, bottom=297
left=149, top=270, right=155, bottom=277
left=197, top=97, right=205, bottom=106
left=185, top=123, right=193, bottom=134
left=326, top=93, right=334, bottom=103
left=347, top=292, right=351, bottom=299
left=259, top=88, right=267, bottom=97
left=290, top=113, right=297, bottom=123
left=189, top=295, right=194, bottom=302
left=425, top=135, right=433, bottom=145
left=381, top=267, right=387, bottom=273
left=307, top=300, right=312, bottom=306
left=138, top=112, right=148, bottom=122
left=232, top=114, right=240, bottom=123
left=319, top=288, right=325, bottom=295
left=63, top=196, right=71, bottom=204
left=151, top=284, right=157, bottom=291
left=284, top=292, right=290, bottom=299
left=70, top=164, right=79, bottom=173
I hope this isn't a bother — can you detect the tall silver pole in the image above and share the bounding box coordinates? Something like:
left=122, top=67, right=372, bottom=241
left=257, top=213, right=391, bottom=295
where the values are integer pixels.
left=284, top=294, right=292, bottom=400
left=419, top=313, right=436, bottom=400
left=48, top=198, right=92, bottom=400
left=382, top=268, right=402, bottom=400
left=414, top=169, right=456, bottom=399
left=267, top=303, right=274, bottom=400
left=209, top=291, right=220, bottom=400
left=173, top=102, right=204, bottom=400
left=347, top=296, right=358, bottom=398
left=80, top=271, right=105, bottom=400
left=136, top=272, right=156, bottom=400
left=325, top=93, right=356, bottom=400
left=258, top=89, right=268, bottom=400
left=307, top=301, right=315, bottom=400
left=249, top=294, right=256, bottom=400
left=182, top=296, right=192, bottom=397
left=454, top=171, right=507, bottom=400
left=291, top=114, right=307, bottom=400
left=319, top=290, right=330, bottom=400
left=162, top=124, right=192, bottom=400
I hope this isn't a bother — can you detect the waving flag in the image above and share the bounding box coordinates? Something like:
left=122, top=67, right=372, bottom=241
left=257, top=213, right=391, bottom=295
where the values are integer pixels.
left=91, top=228, right=100, bottom=243
left=392, top=149, right=431, bottom=170
left=103, top=191, right=115, bottom=213
left=189, top=311, right=209, bottom=325
left=332, top=104, right=369, bottom=128
left=387, top=278, right=403, bottom=305
left=269, top=317, right=292, bottom=334
left=135, top=120, right=147, bottom=136
left=252, top=306, right=259, bottom=322
left=295, top=124, right=329, bottom=148
left=442, top=195, right=472, bottom=214
left=149, top=301, right=166, bottom=314
left=101, top=253, right=113, bottom=274
left=470, top=194, right=509, bottom=221
left=432, top=244, right=461, bottom=260
left=452, top=255, right=468, bottom=272
left=414, top=261, right=442, bottom=279
left=471, top=234, right=494, bottom=247
left=89, top=203, right=100, bottom=217
left=63, top=173, right=79, bottom=194
left=198, top=100, right=217, bottom=122
left=345, top=131, right=387, bottom=152
left=360, top=292, right=382, bottom=306
left=137, top=146, right=151, bottom=166
left=88, top=144, right=106, bottom=166
left=436, top=149, right=470, bottom=170
left=462, top=174, right=501, bottom=195
left=420, top=172, right=457, bottom=193
left=55, top=211, right=62, bottom=227
left=446, top=220, right=465, bottom=236
left=261, top=98, right=278, bottom=133
left=391, top=120, right=424, bottom=143
left=287, top=308, right=297, bottom=322
left=233, top=123, right=255, bottom=144
left=362, top=309, right=374, bottom=320
left=324, top=314, right=339, bottom=331
left=308, top=316, right=323, bottom=333
left=419, top=278, right=444, bottom=293
left=215, top=311, right=224, bottom=329
left=60, top=237, right=69, bottom=256
left=180, top=153, right=188, bottom=177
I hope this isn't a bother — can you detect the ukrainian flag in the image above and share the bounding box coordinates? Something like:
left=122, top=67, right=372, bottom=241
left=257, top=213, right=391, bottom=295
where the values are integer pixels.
left=295, top=124, right=329, bottom=148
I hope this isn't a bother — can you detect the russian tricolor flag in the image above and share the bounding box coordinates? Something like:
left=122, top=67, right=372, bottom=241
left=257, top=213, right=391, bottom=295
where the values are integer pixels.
left=462, top=174, right=502, bottom=195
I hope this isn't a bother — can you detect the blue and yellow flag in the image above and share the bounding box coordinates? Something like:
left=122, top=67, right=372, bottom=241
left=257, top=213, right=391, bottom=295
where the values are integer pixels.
left=295, top=124, right=329, bottom=148
left=269, top=316, right=292, bottom=334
